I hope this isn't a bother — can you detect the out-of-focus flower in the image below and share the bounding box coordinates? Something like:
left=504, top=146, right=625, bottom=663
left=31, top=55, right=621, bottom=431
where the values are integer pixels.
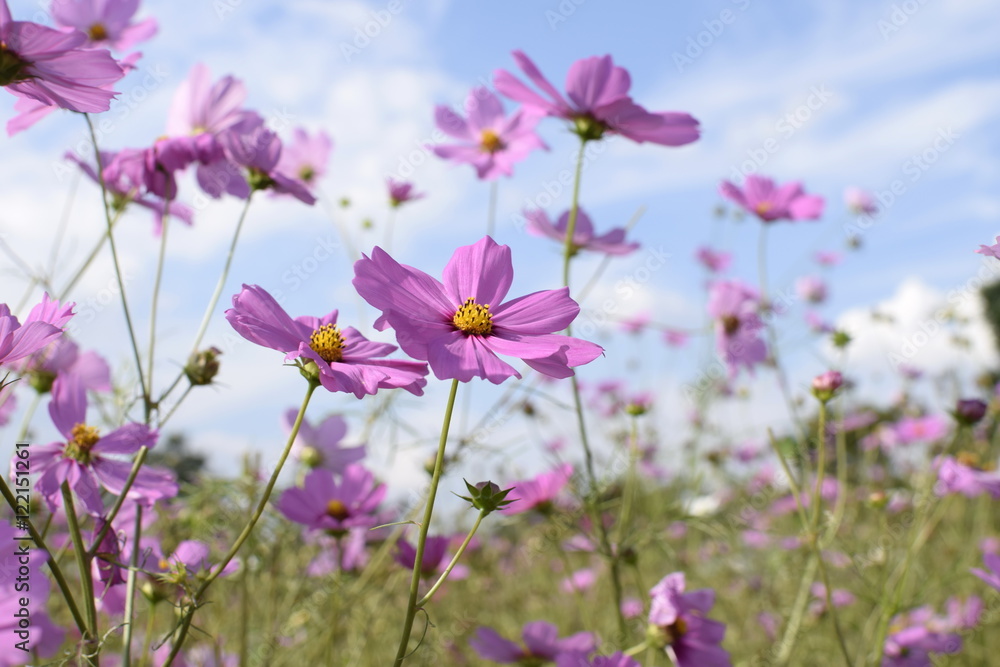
left=953, top=398, right=987, bottom=426
left=844, top=186, right=878, bottom=216
left=274, top=127, right=332, bottom=193
left=526, top=208, right=639, bottom=256
left=814, top=250, right=842, bottom=266
left=394, top=536, right=468, bottom=580
left=934, top=456, right=1000, bottom=499
left=795, top=276, right=828, bottom=304
left=977, top=236, right=1000, bottom=260
left=719, top=175, right=824, bottom=223
left=647, top=572, right=732, bottom=667
left=971, top=551, right=1000, bottom=591
left=433, top=86, right=546, bottom=180
left=811, top=370, right=843, bottom=402
left=469, top=621, right=596, bottom=664
left=51, top=0, right=158, bottom=51
left=283, top=410, right=364, bottom=473
left=696, top=247, right=732, bottom=273
left=277, top=465, right=386, bottom=536
left=387, top=178, right=424, bottom=207
left=707, top=280, right=767, bottom=377
left=501, top=463, right=573, bottom=515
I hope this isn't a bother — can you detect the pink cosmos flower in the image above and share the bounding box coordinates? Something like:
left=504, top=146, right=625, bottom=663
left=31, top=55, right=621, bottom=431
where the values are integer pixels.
left=495, top=51, right=700, bottom=146
left=976, top=236, right=1000, bottom=260
left=648, top=572, right=731, bottom=667
left=433, top=86, right=546, bottom=180
left=561, top=568, right=597, bottom=593
left=0, top=0, right=124, bottom=112
left=893, top=415, right=947, bottom=445
left=696, top=247, right=731, bottom=273
left=663, top=329, right=688, bottom=347
left=32, top=379, right=176, bottom=516
left=707, top=280, right=767, bottom=378
left=0, top=295, right=72, bottom=367
left=306, top=531, right=369, bottom=576
left=16, top=336, right=110, bottom=395
left=844, top=186, right=878, bottom=216
left=0, top=547, right=64, bottom=665
left=387, top=178, right=423, bottom=207
left=526, top=208, right=639, bottom=256
left=805, top=310, right=833, bottom=334
left=934, top=456, right=1000, bottom=499
left=557, top=654, right=640, bottom=667
left=795, top=276, right=828, bottom=304
left=882, top=625, right=960, bottom=666
left=719, top=175, right=824, bottom=223
left=283, top=409, right=365, bottom=473
left=277, top=465, right=386, bottom=535
left=275, top=127, right=332, bottom=193
left=166, top=63, right=247, bottom=142
left=225, top=284, right=428, bottom=398
left=68, top=148, right=194, bottom=232
left=394, top=536, right=468, bottom=581
left=51, top=0, right=158, bottom=51
left=469, top=621, right=596, bottom=664
left=501, top=463, right=573, bottom=515
left=620, top=312, right=651, bottom=335
left=161, top=539, right=239, bottom=582
left=352, top=236, right=603, bottom=384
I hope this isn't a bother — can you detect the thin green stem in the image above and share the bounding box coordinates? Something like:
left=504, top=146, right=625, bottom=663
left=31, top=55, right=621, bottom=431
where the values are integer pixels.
left=775, top=553, right=819, bottom=666
left=146, top=214, right=171, bottom=422
left=85, top=114, right=147, bottom=408
left=162, top=380, right=318, bottom=666
left=62, top=482, right=100, bottom=665
left=0, top=475, right=87, bottom=636
left=188, top=195, right=254, bottom=359
left=121, top=505, right=143, bottom=667
left=417, top=509, right=485, bottom=607
left=89, top=446, right=150, bottom=557
left=393, top=378, right=461, bottom=666
left=487, top=180, right=498, bottom=238
left=560, top=139, right=588, bottom=288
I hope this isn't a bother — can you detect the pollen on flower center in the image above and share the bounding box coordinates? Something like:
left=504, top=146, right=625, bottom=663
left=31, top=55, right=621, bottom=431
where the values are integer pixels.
left=298, top=165, right=316, bottom=183
left=88, top=23, right=109, bottom=41
left=480, top=129, right=504, bottom=153
left=755, top=201, right=773, bottom=216
left=453, top=297, right=493, bottom=336
left=667, top=617, right=688, bottom=641
left=721, top=314, right=740, bottom=336
left=0, top=46, right=33, bottom=86
left=65, top=423, right=101, bottom=464
left=326, top=499, right=349, bottom=520
left=309, top=324, right=346, bottom=363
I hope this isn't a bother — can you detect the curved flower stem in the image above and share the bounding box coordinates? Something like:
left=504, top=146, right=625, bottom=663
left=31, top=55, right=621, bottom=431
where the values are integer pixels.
left=163, top=380, right=318, bottom=666
left=775, top=553, right=819, bottom=666
left=85, top=114, right=147, bottom=409
left=393, top=378, right=461, bottom=666
left=0, top=476, right=88, bottom=636
left=88, top=446, right=149, bottom=557
left=146, top=213, right=171, bottom=422
left=61, top=482, right=100, bottom=665
left=615, top=416, right=641, bottom=546
left=121, top=505, right=143, bottom=667
left=487, top=180, right=498, bottom=238
left=188, top=195, right=254, bottom=358
left=417, top=508, right=485, bottom=607
left=559, top=136, right=627, bottom=640
left=57, top=209, right=124, bottom=301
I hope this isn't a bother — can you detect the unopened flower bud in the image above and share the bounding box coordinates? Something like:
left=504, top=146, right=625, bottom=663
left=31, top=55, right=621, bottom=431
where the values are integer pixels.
left=185, top=347, right=221, bottom=386
left=456, top=479, right=516, bottom=515
left=811, top=371, right=843, bottom=403
left=954, top=398, right=987, bottom=426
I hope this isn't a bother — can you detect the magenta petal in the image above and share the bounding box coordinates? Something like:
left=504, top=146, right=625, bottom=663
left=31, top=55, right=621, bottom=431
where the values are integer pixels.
left=469, top=627, right=524, bottom=662
left=434, top=105, right=473, bottom=140
left=48, top=378, right=87, bottom=438
left=492, top=287, right=579, bottom=334
left=93, top=423, right=157, bottom=455
left=788, top=194, right=825, bottom=220
left=441, top=236, right=514, bottom=306
left=426, top=332, right=519, bottom=384
left=226, top=284, right=305, bottom=353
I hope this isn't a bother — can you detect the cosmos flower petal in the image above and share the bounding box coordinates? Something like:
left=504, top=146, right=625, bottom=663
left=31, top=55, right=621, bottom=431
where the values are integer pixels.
left=441, top=236, right=514, bottom=307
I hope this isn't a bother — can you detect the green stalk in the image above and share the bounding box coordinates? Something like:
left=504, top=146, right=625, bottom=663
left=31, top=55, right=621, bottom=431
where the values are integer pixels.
left=62, top=482, right=100, bottom=666
left=393, top=378, right=461, bottom=666
left=146, top=213, right=171, bottom=422
left=162, top=379, right=318, bottom=666
left=121, top=505, right=143, bottom=666
left=417, top=508, right=485, bottom=607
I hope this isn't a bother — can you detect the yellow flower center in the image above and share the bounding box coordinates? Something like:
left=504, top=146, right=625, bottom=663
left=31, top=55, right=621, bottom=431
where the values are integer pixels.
left=0, top=45, right=32, bottom=86
left=721, top=314, right=740, bottom=336
left=65, top=423, right=101, bottom=465
left=668, top=617, right=688, bottom=641
left=754, top=201, right=773, bottom=216
left=298, top=165, right=316, bottom=183
left=326, top=500, right=349, bottom=520
left=453, top=298, right=493, bottom=336
left=309, top=324, right=346, bottom=363
left=480, top=129, right=504, bottom=154
left=88, top=23, right=109, bottom=41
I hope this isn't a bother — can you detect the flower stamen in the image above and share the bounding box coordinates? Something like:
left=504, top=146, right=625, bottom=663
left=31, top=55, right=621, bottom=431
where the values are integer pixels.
left=309, top=324, right=346, bottom=363
left=65, top=423, right=101, bottom=464
left=326, top=499, right=349, bottom=520
left=480, top=129, right=504, bottom=154
left=453, top=297, right=493, bottom=336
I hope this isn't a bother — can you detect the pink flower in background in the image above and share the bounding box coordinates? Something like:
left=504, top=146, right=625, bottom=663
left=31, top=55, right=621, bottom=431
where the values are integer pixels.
left=68, top=148, right=194, bottom=232
left=387, top=178, right=424, bottom=207
left=619, top=311, right=651, bottom=335
left=32, top=380, right=175, bottom=516
left=707, top=280, right=767, bottom=377
left=814, top=250, right=842, bottom=266
left=844, top=186, right=878, bottom=216
left=971, top=552, right=1000, bottom=591
left=882, top=625, right=961, bottom=666
left=502, top=463, right=573, bottom=515
left=526, top=208, right=639, bottom=256
left=470, top=621, right=596, bottom=663
left=394, top=536, right=468, bottom=580
left=51, top=0, right=158, bottom=51
left=225, top=284, right=428, bottom=398
left=433, top=86, right=546, bottom=180
left=648, top=572, right=731, bottom=667
left=0, top=0, right=124, bottom=112
left=696, top=247, right=732, bottom=273
left=495, top=50, right=700, bottom=145
left=162, top=540, right=239, bottom=581
left=561, top=568, right=596, bottom=593
left=934, top=456, right=1000, bottom=499
left=353, top=236, right=603, bottom=384
left=976, top=236, right=1000, bottom=260
left=805, top=310, right=833, bottom=334
left=719, top=175, right=824, bottom=223
left=0, top=526, right=65, bottom=666
left=893, top=415, right=947, bottom=445
left=663, top=329, right=689, bottom=347
left=278, top=466, right=385, bottom=536
left=17, top=336, right=111, bottom=395
left=275, top=127, right=333, bottom=192
left=284, top=409, right=365, bottom=473
left=0, top=295, right=72, bottom=367
left=166, top=63, right=248, bottom=141
left=795, top=276, right=828, bottom=304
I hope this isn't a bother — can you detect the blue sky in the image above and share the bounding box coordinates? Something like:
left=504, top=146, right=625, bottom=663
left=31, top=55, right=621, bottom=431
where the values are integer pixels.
left=1, top=0, right=999, bottom=495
